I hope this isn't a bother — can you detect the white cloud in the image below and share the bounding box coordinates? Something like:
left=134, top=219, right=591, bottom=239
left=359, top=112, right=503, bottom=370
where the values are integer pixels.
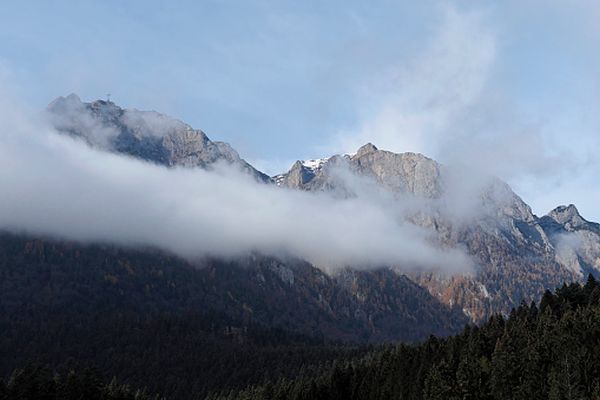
left=329, top=3, right=600, bottom=222
left=0, top=89, right=473, bottom=274
left=333, top=5, right=496, bottom=157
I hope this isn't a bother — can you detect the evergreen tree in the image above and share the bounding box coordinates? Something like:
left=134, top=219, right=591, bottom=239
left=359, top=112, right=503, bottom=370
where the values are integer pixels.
left=423, top=363, right=451, bottom=400
left=584, top=273, right=598, bottom=295
left=540, top=290, right=557, bottom=313
left=0, top=379, right=8, bottom=400
left=219, top=279, right=600, bottom=400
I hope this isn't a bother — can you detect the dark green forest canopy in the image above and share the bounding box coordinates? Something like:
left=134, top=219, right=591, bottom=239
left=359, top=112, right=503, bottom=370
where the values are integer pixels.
left=7, top=277, right=599, bottom=400
left=4, top=230, right=600, bottom=399
left=0, top=364, right=162, bottom=400
left=213, top=275, right=600, bottom=400
left=0, top=234, right=371, bottom=399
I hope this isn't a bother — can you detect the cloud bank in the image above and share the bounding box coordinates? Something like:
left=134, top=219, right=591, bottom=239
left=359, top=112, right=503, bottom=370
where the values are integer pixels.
left=0, top=92, right=472, bottom=274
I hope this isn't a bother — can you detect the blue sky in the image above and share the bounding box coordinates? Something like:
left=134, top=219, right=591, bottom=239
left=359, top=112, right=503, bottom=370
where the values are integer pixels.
left=1, top=0, right=600, bottom=219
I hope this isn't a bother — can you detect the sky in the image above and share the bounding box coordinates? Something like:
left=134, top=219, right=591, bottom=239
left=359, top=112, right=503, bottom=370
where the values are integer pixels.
left=1, top=0, right=600, bottom=220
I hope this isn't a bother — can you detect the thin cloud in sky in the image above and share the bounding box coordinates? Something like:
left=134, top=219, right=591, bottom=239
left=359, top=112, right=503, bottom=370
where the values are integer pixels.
left=329, top=3, right=600, bottom=220
left=332, top=5, right=496, bottom=157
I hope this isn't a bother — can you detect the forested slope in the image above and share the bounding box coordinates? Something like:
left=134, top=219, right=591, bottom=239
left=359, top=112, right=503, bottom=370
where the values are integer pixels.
left=0, top=233, right=371, bottom=399
left=214, top=275, right=600, bottom=400
left=0, top=364, right=162, bottom=400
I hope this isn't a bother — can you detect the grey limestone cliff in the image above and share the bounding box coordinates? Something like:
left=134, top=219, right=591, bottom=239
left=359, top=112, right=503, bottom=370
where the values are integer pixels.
left=47, top=94, right=271, bottom=182
left=274, top=143, right=600, bottom=322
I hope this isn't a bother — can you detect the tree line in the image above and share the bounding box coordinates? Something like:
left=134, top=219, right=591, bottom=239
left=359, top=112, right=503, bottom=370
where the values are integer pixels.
left=0, top=364, right=162, bottom=400
left=211, top=275, right=600, bottom=400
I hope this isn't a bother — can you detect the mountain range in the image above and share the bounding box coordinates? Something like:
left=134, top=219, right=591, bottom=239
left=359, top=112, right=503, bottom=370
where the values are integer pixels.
left=3, top=94, right=599, bottom=397
left=43, top=94, right=600, bottom=326
left=272, top=141, right=600, bottom=322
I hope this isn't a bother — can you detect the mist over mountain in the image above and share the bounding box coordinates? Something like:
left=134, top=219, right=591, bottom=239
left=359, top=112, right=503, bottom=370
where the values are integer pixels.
left=4, top=2, right=600, bottom=398
left=29, top=95, right=600, bottom=322
left=0, top=94, right=596, bottom=321
left=274, top=142, right=600, bottom=321
left=47, top=94, right=271, bottom=182
left=2, top=93, right=600, bottom=398
left=1, top=94, right=480, bottom=274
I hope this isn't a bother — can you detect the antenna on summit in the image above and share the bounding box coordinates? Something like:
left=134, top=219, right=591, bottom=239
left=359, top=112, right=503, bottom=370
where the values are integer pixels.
left=106, top=93, right=111, bottom=102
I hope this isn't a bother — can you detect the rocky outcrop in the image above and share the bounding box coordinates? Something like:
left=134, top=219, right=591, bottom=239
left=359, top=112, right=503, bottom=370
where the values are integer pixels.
left=275, top=143, right=444, bottom=198
left=47, top=94, right=271, bottom=182
left=539, top=204, right=600, bottom=275
left=274, top=160, right=319, bottom=189
left=351, top=143, right=444, bottom=198
left=275, top=144, right=600, bottom=322
left=44, top=95, right=600, bottom=326
left=544, top=204, right=600, bottom=232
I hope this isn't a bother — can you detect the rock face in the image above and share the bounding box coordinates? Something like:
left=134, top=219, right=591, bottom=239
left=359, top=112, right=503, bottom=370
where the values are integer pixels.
left=350, top=143, right=444, bottom=198
left=42, top=95, right=600, bottom=326
left=39, top=95, right=468, bottom=341
left=274, top=144, right=447, bottom=200
left=540, top=204, right=600, bottom=274
left=47, top=94, right=271, bottom=182
left=275, top=145, right=600, bottom=322
left=545, top=204, right=599, bottom=231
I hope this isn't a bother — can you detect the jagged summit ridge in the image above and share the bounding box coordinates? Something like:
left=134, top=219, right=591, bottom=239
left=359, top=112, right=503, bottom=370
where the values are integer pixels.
left=356, top=142, right=378, bottom=156
left=273, top=142, right=600, bottom=322
left=43, top=97, right=600, bottom=324
left=547, top=204, right=589, bottom=228
left=276, top=142, right=476, bottom=200
left=47, top=94, right=271, bottom=182
left=273, top=157, right=332, bottom=188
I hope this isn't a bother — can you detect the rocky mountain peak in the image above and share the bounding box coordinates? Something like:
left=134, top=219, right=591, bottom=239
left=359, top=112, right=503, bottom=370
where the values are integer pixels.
left=49, top=93, right=82, bottom=107
left=43, top=96, right=600, bottom=326
left=355, top=142, right=378, bottom=157
left=351, top=147, right=443, bottom=198
left=89, top=98, right=122, bottom=115
left=547, top=204, right=587, bottom=229
left=284, top=161, right=316, bottom=188
left=47, top=94, right=271, bottom=182
left=274, top=143, right=446, bottom=198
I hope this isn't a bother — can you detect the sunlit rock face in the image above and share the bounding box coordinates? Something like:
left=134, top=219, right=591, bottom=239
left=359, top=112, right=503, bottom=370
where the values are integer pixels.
left=47, top=94, right=271, bottom=182
left=540, top=204, right=600, bottom=276
left=274, top=144, right=600, bottom=322
left=46, top=95, right=600, bottom=325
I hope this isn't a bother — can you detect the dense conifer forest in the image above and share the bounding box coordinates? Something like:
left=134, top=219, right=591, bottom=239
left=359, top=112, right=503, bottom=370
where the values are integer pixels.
left=0, top=364, right=162, bottom=400
left=5, top=231, right=600, bottom=399
left=7, top=276, right=600, bottom=399
left=0, top=234, right=370, bottom=399
left=212, top=275, right=600, bottom=400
